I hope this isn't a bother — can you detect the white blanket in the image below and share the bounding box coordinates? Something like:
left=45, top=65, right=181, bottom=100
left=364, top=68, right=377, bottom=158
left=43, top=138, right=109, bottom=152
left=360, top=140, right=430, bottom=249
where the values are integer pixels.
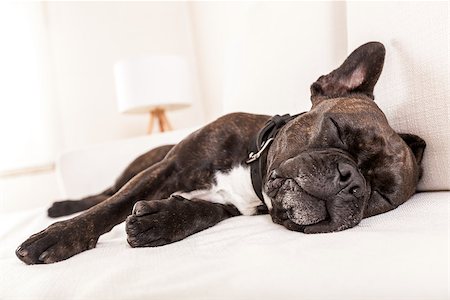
left=1, top=192, right=448, bottom=300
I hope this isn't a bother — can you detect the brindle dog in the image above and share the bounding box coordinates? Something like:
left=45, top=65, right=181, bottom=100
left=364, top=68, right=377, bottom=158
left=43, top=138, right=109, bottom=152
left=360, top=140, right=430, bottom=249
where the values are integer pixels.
left=16, top=42, right=425, bottom=264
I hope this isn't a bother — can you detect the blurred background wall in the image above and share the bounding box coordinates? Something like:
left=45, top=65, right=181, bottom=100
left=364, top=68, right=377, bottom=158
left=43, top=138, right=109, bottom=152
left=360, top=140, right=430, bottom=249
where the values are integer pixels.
left=191, top=2, right=347, bottom=117
left=0, top=1, right=348, bottom=211
left=46, top=2, right=205, bottom=151
left=0, top=1, right=447, bottom=212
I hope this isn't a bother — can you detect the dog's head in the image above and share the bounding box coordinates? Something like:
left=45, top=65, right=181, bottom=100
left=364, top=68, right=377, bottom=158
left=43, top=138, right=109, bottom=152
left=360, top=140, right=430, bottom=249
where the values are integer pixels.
left=265, top=42, right=425, bottom=233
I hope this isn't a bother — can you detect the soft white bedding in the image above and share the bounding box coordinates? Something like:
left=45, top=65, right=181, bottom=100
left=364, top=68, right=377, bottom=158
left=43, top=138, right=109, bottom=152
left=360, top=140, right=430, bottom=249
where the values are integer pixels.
left=0, top=192, right=448, bottom=300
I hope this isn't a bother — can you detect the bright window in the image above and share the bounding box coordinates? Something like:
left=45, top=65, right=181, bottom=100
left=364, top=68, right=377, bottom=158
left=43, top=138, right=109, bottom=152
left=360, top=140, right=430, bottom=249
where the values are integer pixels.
left=0, top=3, right=56, bottom=173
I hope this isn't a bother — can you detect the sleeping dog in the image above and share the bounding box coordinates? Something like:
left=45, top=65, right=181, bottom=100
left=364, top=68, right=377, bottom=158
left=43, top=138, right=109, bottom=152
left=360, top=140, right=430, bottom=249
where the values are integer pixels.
left=16, top=42, right=425, bottom=264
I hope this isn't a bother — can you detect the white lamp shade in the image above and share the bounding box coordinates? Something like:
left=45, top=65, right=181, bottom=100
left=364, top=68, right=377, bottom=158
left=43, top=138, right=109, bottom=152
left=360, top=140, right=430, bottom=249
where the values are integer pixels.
left=114, top=56, right=193, bottom=113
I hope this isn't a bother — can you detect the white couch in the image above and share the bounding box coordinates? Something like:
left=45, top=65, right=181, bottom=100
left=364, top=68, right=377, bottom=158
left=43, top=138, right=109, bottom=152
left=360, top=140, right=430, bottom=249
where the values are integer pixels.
left=0, top=128, right=448, bottom=300
left=1, top=2, right=448, bottom=299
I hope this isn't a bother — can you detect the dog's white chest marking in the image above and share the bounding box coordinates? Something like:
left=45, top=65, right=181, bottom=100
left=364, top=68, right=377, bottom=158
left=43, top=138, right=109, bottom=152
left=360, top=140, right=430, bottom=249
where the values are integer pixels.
left=173, top=165, right=271, bottom=215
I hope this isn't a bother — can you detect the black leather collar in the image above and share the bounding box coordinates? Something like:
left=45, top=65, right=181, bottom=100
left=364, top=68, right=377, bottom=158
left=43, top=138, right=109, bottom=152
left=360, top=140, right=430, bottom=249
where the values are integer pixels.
left=246, top=113, right=304, bottom=208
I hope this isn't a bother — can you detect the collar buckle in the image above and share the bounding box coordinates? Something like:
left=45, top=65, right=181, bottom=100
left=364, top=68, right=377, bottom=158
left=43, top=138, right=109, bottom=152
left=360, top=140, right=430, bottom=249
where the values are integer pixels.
left=246, top=138, right=274, bottom=164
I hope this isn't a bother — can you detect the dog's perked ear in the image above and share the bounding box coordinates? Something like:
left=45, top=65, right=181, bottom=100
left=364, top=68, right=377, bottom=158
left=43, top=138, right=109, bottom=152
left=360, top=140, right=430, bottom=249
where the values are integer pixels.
left=310, top=41, right=386, bottom=103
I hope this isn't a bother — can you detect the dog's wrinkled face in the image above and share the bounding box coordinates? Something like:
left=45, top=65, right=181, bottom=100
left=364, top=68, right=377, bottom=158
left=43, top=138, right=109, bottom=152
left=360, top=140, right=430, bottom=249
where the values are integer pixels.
left=265, top=42, right=425, bottom=234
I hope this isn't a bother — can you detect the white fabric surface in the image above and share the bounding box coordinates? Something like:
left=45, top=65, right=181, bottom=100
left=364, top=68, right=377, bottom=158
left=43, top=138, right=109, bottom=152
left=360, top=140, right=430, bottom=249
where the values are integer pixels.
left=1, top=192, right=448, bottom=300
left=346, top=1, right=449, bottom=191
left=57, top=127, right=198, bottom=199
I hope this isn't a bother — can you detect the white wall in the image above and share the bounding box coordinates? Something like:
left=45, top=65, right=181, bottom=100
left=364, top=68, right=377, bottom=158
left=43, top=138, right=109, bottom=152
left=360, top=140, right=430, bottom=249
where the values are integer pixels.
left=2, top=1, right=348, bottom=170
left=7, top=2, right=447, bottom=211
left=1, top=2, right=349, bottom=212
left=1, top=2, right=207, bottom=212
left=189, top=2, right=246, bottom=121
left=191, top=1, right=348, bottom=118
left=45, top=2, right=205, bottom=151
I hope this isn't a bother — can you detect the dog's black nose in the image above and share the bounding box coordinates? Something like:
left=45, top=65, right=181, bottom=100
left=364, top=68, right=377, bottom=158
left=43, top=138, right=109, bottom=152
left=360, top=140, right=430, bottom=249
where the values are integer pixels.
left=337, top=162, right=354, bottom=183
left=337, top=162, right=364, bottom=197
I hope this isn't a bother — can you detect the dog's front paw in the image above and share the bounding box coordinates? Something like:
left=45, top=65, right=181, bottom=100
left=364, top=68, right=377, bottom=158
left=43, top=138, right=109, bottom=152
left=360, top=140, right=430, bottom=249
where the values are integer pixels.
left=125, top=197, right=190, bottom=248
left=16, top=220, right=98, bottom=264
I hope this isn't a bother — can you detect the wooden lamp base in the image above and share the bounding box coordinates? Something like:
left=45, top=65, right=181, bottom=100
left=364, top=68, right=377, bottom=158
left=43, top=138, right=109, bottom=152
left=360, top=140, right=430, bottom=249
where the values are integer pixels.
left=147, top=108, right=173, bottom=134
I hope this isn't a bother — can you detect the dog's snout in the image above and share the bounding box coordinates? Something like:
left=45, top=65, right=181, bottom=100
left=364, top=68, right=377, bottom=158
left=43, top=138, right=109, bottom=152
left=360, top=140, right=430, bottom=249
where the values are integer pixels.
left=337, top=162, right=364, bottom=197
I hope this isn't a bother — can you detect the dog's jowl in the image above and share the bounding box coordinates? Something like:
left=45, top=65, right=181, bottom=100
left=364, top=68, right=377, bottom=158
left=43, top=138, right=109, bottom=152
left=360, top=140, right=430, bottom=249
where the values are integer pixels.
left=16, top=42, right=426, bottom=264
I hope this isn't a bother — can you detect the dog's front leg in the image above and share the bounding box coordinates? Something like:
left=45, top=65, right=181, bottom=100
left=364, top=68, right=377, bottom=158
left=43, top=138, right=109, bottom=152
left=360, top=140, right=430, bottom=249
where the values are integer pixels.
left=16, top=160, right=173, bottom=265
left=126, top=196, right=240, bottom=247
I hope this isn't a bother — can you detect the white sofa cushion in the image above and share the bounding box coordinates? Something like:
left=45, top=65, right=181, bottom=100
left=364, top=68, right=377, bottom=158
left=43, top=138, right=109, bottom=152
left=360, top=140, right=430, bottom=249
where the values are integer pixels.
left=1, top=191, right=448, bottom=299
left=346, top=1, right=449, bottom=191
left=56, top=128, right=198, bottom=198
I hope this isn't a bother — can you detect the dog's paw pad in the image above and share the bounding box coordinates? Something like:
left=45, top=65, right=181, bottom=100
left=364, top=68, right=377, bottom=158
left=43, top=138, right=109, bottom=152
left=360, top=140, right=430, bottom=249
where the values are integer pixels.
left=126, top=198, right=193, bottom=248
left=125, top=214, right=164, bottom=247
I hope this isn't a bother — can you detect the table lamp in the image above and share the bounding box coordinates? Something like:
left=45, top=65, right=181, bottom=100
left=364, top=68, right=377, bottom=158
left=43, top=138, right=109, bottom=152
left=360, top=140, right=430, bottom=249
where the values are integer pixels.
left=114, top=56, right=193, bottom=133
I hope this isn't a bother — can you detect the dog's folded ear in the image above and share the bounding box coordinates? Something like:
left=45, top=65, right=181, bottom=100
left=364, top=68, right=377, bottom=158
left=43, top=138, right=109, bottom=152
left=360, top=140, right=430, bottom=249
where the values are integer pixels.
left=365, top=133, right=426, bottom=218
left=399, top=133, right=426, bottom=166
left=399, top=133, right=426, bottom=180
left=310, top=41, right=385, bottom=103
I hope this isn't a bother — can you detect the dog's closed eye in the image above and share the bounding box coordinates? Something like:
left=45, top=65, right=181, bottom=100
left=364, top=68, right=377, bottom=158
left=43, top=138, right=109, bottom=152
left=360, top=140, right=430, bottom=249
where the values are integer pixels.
left=329, top=117, right=345, bottom=146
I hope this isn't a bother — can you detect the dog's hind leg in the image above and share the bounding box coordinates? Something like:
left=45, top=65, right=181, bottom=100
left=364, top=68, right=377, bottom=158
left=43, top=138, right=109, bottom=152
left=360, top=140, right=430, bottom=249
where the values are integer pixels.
left=47, top=188, right=114, bottom=218
left=47, top=144, right=174, bottom=218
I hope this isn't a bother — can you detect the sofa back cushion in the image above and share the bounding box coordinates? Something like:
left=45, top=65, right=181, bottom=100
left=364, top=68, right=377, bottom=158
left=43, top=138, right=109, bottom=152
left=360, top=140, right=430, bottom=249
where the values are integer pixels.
left=346, top=1, right=449, bottom=191
left=57, top=128, right=198, bottom=198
